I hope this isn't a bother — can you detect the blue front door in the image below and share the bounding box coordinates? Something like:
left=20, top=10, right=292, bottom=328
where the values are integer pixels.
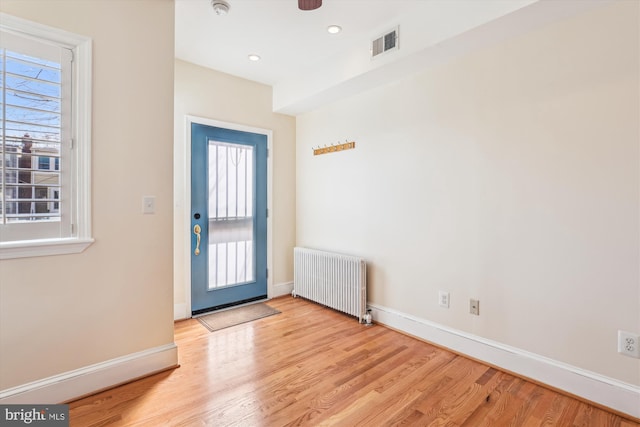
left=191, top=123, right=268, bottom=315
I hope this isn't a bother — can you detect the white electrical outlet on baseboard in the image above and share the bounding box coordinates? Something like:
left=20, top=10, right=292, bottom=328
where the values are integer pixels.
left=618, top=330, right=640, bottom=358
left=438, top=291, right=449, bottom=308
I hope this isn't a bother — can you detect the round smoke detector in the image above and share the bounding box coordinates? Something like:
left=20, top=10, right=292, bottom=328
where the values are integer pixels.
left=211, top=0, right=230, bottom=16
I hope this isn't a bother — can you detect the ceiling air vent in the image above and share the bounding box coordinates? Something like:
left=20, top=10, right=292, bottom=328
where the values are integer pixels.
left=371, top=26, right=399, bottom=59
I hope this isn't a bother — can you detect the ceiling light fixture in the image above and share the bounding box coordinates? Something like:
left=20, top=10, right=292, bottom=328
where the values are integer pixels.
left=248, top=54, right=261, bottom=62
left=327, top=25, right=342, bottom=34
left=211, top=0, right=230, bottom=16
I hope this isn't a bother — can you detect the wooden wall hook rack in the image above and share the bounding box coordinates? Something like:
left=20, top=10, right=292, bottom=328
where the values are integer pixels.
left=313, top=141, right=356, bottom=156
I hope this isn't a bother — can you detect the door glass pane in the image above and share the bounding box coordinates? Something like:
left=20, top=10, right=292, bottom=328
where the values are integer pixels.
left=208, top=140, right=254, bottom=289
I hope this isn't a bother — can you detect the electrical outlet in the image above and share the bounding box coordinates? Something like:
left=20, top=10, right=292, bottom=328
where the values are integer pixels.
left=470, top=299, right=479, bottom=316
left=618, top=330, right=640, bottom=358
left=438, top=291, right=450, bottom=308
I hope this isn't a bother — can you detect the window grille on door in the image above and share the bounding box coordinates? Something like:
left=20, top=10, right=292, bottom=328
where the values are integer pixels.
left=208, top=141, right=255, bottom=288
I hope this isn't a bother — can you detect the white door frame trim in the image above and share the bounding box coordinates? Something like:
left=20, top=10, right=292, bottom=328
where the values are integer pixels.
left=182, top=115, right=273, bottom=318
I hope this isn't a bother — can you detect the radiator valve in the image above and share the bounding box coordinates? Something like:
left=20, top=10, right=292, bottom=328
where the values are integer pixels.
left=364, top=309, right=372, bottom=326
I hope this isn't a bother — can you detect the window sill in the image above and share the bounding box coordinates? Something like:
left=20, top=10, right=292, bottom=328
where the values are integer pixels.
left=0, top=238, right=94, bottom=260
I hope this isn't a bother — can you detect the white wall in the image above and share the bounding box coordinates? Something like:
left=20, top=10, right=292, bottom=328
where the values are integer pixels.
left=296, top=0, right=639, bottom=387
left=174, top=60, right=296, bottom=317
left=0, top=0, right=176, bottom=392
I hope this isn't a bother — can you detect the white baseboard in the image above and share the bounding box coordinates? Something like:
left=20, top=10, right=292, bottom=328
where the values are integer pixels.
left=0, top=343, right=178, bottom=404
left=369, top=303, right=640, bottom=420
left=272, top=281, right=294, bottom=298
left=174, top=302, right=188, bottom=321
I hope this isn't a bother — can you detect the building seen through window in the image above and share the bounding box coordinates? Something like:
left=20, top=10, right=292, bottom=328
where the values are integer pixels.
left=2, top=45, right=62, bottom=224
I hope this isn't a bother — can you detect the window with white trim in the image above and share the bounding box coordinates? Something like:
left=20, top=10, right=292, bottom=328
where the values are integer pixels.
left=0, top=14, right=92, bottom=259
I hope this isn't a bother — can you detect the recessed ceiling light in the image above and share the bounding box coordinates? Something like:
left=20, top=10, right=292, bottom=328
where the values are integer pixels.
left=248, top=54, right=261, bottom=62
left=327, top=25, right=342, bottom=34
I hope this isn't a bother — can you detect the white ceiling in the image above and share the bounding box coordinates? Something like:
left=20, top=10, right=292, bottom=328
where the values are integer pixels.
left=175, top=0, right=607, bottom=115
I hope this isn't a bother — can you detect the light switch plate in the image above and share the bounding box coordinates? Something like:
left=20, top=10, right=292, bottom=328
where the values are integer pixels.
left=143, top=196, right=156, bottom=214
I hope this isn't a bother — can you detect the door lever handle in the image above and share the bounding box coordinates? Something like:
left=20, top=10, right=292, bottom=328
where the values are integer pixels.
left=193, top=224, right=202, bottom=256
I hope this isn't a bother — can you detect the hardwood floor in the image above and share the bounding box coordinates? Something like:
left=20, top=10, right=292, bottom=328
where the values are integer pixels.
left=69, top=296, right=639, bottom=426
